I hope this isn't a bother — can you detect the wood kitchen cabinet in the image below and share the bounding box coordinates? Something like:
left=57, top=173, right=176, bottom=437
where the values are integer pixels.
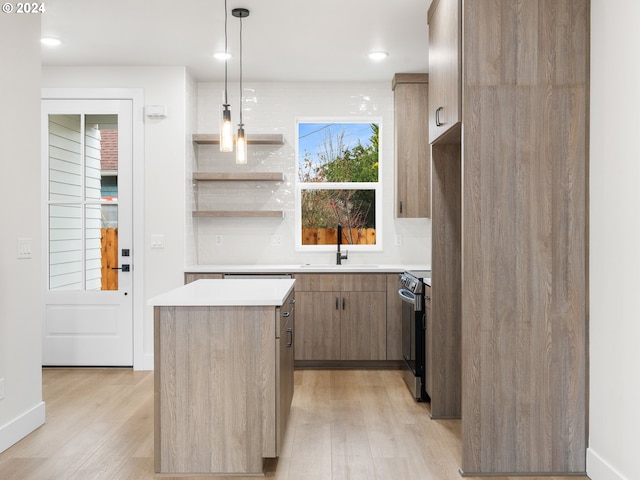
left=428, top=0, right=461, bottom=144
left=392, top=73, right=430, bottom=218
left=385, top=273, right=403, bottom=360
left=295, top=291, right=341, bottom=360
left=294, top=273, right=387, bottom=363
left=184, top=272, right=223, bottom=283
left=429, top=0, right=589, bottom=475
left=152, top=279, right=296, bottom=475
left=424, top=284, right=433, bottom=399
left=277, top=289, right=295, bottom=455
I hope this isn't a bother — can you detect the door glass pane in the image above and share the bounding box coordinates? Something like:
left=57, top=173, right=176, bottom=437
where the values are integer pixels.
left=49, top=114, right=82, bottom=202
left=48, top=114, right=120, bottom=292
left=49, top=204, right=83, bottom=291
left=85, top=115, right=118, bottom=201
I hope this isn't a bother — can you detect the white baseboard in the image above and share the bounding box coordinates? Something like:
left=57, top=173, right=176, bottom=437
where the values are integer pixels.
left=142, top=353, right=154, bottom=371
left=0, top=401, right=46, bottom=454
left=587, top=448, right=630, bottom=480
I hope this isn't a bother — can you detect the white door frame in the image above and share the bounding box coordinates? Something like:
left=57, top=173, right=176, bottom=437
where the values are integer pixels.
left=41, top=88, right=145, bottom=370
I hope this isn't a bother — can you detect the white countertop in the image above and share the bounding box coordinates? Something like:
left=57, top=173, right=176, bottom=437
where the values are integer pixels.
left=149, top=279, right=296, bottom=307
left=184, top=264, right=430, bottom=274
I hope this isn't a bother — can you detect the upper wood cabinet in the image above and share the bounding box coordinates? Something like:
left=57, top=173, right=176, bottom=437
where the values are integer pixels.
left=427, top=0, right=461, bottom=144
left=393, top=74, right=430, bottom=218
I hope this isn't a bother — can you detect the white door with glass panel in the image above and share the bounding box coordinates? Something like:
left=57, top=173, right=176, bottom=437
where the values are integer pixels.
left=42, top=99, right=133, bottom=366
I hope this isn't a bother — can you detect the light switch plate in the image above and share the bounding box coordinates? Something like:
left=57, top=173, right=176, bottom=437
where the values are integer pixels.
left=215, top=235, right=223, bottom=246
left=151, top=235, right=164, bottom=249
left=0, top=378, right=5, bottom=400
left=17, top=238, right=32, bottom=259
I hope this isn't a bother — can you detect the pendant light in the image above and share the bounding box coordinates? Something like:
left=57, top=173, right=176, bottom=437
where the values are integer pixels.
left=219, top=0, right=233, bottom=152
left=232, top=7, right=249, bottom=164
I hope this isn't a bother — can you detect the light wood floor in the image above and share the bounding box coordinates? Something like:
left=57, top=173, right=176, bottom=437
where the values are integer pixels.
left=0, top=368, right=590, bottom=480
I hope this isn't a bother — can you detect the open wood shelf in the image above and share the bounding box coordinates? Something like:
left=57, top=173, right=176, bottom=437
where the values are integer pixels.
left=193, top=133, right=284, bottom=145
left=193, top=172, right=284, bottom=182
left=192, top=210, right=285, bottom=218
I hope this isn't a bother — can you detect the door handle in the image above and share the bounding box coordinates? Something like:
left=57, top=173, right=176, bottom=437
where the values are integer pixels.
left=286, top=327, right=293, bottom=348
left=112, top=264, right=130, bottom=272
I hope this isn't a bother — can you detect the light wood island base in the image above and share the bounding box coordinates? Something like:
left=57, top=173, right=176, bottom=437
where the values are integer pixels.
left=152, top=279, right=295, bottom=476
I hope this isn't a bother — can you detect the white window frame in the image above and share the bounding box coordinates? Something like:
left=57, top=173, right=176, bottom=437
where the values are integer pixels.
left=295, top=117, right=383, bottom=252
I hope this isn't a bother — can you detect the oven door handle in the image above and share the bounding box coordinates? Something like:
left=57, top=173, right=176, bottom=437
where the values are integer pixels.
left=398, top=288, right=416, bottom=304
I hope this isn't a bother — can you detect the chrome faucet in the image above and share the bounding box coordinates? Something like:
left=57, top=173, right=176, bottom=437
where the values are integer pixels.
left=336, top=223, right=348, bottom=265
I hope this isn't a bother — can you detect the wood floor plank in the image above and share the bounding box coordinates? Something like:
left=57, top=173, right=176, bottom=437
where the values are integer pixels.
left=0, top=368, right=590, bottom=480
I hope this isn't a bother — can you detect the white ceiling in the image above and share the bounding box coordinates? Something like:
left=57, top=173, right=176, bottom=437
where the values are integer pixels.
left=41, top=0, right=432, bottom=82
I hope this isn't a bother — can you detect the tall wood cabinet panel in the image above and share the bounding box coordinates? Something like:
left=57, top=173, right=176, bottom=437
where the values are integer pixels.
left=430, top=144, right=462, bottom=419
left=429, top=0, right=589, bottom=475
left=428, top=0, right=461, bottom=144
left=393, top=73, right=430, bottom=218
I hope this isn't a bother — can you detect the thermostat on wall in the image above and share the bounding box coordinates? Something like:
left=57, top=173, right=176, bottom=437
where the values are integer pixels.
left=145, top=105, right=168, bottom=118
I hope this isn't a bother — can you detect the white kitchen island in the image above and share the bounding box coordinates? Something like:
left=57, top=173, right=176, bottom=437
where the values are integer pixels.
left=149, top=278, right=296, bottom=476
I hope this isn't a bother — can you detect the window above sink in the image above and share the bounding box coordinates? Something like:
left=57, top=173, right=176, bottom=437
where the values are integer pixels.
left=295, top=120, right=382, bottom=252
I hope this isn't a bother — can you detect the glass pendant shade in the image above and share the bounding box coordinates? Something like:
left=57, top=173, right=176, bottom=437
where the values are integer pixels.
left=220, top=105, right=233, bottom=152
left=236, top=127, right=247, bottom=164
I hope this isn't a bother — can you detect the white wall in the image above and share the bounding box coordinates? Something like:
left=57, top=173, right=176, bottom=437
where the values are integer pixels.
left=588, top=1, right=640, bottom=479
left=42, top=67, right=190, bottom=368
left=190, top=81, right=431, bottom=266
left=0, top=14, right=45, bottom=451
left=38, top=71, right=431, bottom=369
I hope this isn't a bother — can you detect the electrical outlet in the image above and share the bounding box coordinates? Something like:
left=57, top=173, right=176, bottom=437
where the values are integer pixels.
left=271, top=235, right=282, bottom=246
left=0, top=378, right=5, bottom=400
left=395, top=234, right=402, bottom=246
left=215, top=235, right=223, bottom=246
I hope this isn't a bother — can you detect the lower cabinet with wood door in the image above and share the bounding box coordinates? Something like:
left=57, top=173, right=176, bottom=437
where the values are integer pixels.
left=293, top=273, right=387, bottom=365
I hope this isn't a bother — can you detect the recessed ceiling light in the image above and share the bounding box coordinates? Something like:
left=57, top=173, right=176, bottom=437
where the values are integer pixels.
left=41, top=37, right=61, bottom=47
left=214, top=52, right=232, bottom=61
left=368, top=51, right=388, bottom=61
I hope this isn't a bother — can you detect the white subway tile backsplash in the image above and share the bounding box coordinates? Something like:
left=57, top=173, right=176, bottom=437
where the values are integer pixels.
left=188, top=81, right=429, bottom=266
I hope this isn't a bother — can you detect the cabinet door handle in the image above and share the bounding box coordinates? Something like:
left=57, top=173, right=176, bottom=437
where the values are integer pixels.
left=290, top=298, right=296, bottom=305
left=399, top=201, right=403, bottom=214
left=282, top=311, right=291, bottom=318
left=342, top=297, right=346, bottom=310
left=336, top=297, right=339, bottom=310
left=286, top=327, right=293, bottom=348
left=436, top=106, right=444, bottom=127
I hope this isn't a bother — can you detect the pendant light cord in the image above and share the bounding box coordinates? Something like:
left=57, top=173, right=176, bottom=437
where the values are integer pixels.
left=224, top=0, right=229, bottom=107
left=239, top=13, right=243, bottom=127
